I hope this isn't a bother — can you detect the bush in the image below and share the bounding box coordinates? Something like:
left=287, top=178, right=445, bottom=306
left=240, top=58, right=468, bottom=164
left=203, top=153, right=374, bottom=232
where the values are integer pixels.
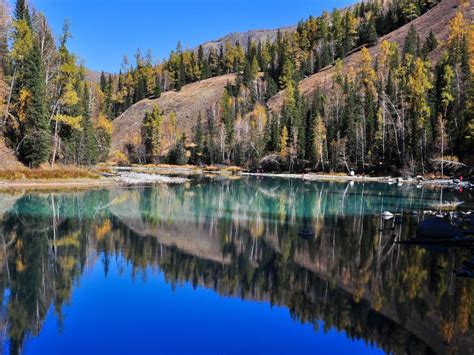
left=108, top=150, right=129, bottom=166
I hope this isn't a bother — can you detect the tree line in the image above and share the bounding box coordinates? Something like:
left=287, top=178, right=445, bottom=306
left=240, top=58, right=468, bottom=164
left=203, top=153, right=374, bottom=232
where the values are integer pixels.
left=0, top=0, right=111, bottom=167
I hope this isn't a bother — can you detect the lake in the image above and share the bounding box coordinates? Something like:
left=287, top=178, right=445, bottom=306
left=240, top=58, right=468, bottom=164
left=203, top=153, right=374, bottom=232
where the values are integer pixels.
left=0, top=177, right=473, bottom=354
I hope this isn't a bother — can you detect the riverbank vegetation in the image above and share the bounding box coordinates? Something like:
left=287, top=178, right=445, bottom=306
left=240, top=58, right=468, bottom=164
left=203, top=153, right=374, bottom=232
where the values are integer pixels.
left=0, top=166, right=100, bottom=180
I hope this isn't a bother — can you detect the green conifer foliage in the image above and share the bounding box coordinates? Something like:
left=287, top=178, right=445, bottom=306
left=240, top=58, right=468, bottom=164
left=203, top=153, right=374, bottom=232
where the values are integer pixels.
left=19, top=41, right=50, bottom=167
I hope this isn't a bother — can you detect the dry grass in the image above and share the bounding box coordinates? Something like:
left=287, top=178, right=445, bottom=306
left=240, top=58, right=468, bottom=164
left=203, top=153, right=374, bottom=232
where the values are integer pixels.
left=223, top=166, right=242, bottom=174
left=0, top=167, right=100, bottom=181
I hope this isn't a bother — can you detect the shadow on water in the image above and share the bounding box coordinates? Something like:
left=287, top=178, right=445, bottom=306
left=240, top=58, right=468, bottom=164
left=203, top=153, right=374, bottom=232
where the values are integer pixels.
left=0, top=177, right=473, bottom=354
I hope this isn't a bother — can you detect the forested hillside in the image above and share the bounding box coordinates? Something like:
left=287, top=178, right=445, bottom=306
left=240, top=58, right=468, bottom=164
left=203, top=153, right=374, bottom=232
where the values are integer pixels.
left=111, top=0, right=473, bottom=175
left=0, top=0, right=473, bottom=175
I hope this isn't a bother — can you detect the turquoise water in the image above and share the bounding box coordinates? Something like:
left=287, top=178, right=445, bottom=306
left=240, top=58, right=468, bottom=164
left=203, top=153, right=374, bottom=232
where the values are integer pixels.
left=0, top=177, right=472, bottom=354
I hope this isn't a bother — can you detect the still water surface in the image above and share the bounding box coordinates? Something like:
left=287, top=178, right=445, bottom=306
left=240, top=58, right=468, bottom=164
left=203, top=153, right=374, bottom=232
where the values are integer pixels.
left=0, top=177, right=473, bottom=354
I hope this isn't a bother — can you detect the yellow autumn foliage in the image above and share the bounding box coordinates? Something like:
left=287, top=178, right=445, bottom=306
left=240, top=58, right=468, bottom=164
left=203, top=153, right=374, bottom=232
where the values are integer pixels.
left=11, top=20, right=32, bottom=61
left=53, top=232, right=81, bottom=248
left=95, top=219, right=112, bottom=241
left=96, top=114, right=113, bottom=135
left=53, top=114, right=83, bottom=131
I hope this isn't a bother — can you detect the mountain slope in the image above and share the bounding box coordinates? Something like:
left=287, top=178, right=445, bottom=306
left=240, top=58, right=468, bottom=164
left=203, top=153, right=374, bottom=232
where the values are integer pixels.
left=268, top=0, right=471, bottom=112
left=111, top=74, right=236, bottom=155
left=111, top=0, right=470, bottom=162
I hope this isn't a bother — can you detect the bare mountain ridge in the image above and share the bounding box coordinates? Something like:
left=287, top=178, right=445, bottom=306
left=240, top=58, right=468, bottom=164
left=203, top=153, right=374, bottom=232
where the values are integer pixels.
left=84, top=68, right=103, bottom=84
left=195, top=26, right=295, bottom=53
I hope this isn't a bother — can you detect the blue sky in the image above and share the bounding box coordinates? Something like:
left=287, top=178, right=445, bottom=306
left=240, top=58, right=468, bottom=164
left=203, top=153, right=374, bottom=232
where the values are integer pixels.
left=25, top=0, right=356, bottom=72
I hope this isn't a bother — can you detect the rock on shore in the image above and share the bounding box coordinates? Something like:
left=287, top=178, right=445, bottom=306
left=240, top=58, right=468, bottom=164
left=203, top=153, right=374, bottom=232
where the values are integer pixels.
left=115, top=172, right=189, bottom=185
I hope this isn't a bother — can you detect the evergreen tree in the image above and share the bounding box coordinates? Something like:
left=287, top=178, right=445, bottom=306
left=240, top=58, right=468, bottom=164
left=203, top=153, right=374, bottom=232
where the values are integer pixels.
left=267, top=113, right=280, bottom=152
left=204, top=107, right=219, bottom=164
left=15, top=0, right=29, bottom=22
left=279, top=126, right=289, bottom=156
left=168, top=133, right=188, bottom=165
left=100, top=71, right=107, bottom=93
left=403, top=25, right=419, bottom=58
left=142, top=105, right=164, bottom=163
left=221, top=88, right=234, bottom=159
left=81, top=85, right=98, bottom=165
left=424, top=30, right=438, bottom=54
left=19, top=41, right=50, bottom=167
left=191, top=112, right=204, bottom=164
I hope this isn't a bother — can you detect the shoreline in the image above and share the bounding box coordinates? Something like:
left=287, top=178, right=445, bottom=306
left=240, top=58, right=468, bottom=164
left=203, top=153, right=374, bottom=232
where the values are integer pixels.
left=241, top=172, right=390, bottom=182
left=0, top=167, right=471, bottom=191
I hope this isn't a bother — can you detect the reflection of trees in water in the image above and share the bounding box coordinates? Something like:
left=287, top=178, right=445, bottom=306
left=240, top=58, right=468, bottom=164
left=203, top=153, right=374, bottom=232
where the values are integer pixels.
left=0, top=191, right=110, bottom=355
left=109, top=179, right=474, bottom=353
left=0, top=180, right=472, bottom=354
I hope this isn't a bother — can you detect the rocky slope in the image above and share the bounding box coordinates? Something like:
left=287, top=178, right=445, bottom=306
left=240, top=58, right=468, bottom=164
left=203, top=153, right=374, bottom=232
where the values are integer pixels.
left=111, top=73, right=236, bottom=155
left=196, top=26, right=295, bottom=54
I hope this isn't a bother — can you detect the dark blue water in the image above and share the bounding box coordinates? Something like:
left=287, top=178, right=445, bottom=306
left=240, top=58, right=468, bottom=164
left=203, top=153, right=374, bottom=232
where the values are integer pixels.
left=0, top=177, right=472, bottom=354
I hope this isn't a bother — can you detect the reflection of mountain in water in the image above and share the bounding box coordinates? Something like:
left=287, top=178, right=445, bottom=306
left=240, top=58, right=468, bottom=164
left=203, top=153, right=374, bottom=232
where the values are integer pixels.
left=0, top=179, right=473, bottom=354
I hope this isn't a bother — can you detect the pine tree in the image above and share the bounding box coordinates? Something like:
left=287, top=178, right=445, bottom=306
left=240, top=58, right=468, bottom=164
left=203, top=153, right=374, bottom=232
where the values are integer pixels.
left=204, top=107, right=218, bottom=164
left=142, top=105, right=164, bottom=163
left=264, top=73, right=278, bottom=100
left=305, top=90, right=324, bottom=164
left=168, top=133, right=188, bottom=165
left=19, top=41, right=51, bottom=167
left=221, top=88, right=234, bottom=157
left=153, top=79, right=162, bottom=98
left=100, top=71, right=107, bottom=93
left=15, top=0, right=29, bottom=22
left=424, top=31, right=438, bottom=54
left=81, top=85, right=98, bottom=165
left=403, top=25, right=419, bottom=58
left=406, top=58, right=432, bottom=169
left=267, top=113, right=280, bottom=152
left=280, top=126, right=289, bottom=156
left=192, top=112, right=204, bottom=164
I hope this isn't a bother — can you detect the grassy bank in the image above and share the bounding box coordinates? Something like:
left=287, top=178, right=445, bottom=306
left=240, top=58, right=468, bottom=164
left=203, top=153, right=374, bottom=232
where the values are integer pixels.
left=0, top=167, right=101, bottom=181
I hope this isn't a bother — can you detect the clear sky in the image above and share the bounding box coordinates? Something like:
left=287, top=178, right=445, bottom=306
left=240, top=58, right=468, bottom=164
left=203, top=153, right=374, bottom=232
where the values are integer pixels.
left=24, top=0, right=356, bottom=73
